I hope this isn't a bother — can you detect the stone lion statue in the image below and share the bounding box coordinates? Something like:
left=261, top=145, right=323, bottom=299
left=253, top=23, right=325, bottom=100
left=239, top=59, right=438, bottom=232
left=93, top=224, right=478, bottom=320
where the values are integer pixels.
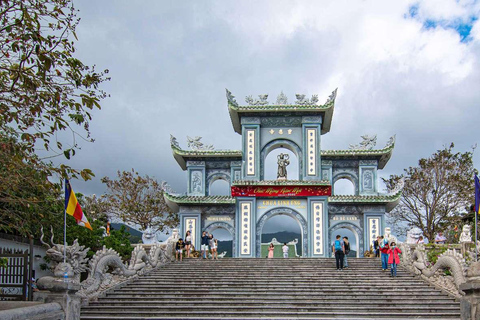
left=459, top=225, right=472, bottom=243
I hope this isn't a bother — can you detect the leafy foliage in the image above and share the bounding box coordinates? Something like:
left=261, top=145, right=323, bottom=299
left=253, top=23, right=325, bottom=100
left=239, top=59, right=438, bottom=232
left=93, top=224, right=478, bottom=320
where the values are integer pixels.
left=63, top=215, right=131, bottom=260
left=384, top=143, right=477, bottom=241
left=0, top=0, right=109, bottom=181
left=0, top=134, right=64, bottom=237
left=0, top=257, right=7, bottom=268
left=101, top=169, right=178, bottom=232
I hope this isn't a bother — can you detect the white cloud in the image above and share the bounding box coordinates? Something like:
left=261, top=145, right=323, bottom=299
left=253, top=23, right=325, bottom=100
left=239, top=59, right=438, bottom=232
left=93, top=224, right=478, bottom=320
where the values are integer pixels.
left=61, top=0, right=480, bottom=201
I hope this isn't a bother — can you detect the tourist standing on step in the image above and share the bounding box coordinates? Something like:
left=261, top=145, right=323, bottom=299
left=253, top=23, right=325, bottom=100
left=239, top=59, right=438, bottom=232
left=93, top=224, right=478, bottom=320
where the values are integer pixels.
left=209, top=233, right=218, bottom=260
left=175, top=238, right=185, bottom=262
left=201, top=231, right=209, bottom=259
left=185, top=230, right=192, bottom=258
left=343, top=237, right=350, bottom=268
left=332, top=235, right=345, bottom=270
left=268, top=243, right=275, bottom=258
left=379, top=235, right=389, bottom=271
left=387, top=241, right=402, bottom=277
left=282, top=243, right=289, bottom=258
left=374, top=236, right=380, bottom=257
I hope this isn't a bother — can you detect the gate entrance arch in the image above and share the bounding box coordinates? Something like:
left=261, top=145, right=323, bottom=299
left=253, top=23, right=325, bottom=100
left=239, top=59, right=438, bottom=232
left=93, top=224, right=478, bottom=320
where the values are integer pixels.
left=255, top=208, right=308, bottom=258
left=205, top=222, right=236, bottom=257
left=329, top=222, right=363, bottom=258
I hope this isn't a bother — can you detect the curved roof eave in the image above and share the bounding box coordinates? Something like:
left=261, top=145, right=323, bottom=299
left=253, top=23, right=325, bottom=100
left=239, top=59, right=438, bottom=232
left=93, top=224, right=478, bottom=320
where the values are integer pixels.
left=321, top=144, right=395, bottom=169
left=171, top=146, right=242, bottom=171
left=328, top=190, right=402, bottom=212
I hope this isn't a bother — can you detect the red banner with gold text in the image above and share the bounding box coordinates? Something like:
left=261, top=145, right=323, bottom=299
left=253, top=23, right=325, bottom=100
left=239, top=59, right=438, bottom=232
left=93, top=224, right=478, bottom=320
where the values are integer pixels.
left=231, top=185, right=331, bottom=197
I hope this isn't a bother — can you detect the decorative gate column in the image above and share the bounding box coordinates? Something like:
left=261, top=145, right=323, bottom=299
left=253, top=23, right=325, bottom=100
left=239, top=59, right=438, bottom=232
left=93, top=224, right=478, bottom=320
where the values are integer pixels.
left=235, top=198, right=256, bottom=257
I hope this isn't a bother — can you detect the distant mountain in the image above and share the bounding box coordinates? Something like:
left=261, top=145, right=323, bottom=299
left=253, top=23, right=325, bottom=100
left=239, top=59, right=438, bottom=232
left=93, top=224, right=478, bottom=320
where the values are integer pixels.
left=110, top=223, right=143, bottom=244
left=217, top=240, right=233, bottom=257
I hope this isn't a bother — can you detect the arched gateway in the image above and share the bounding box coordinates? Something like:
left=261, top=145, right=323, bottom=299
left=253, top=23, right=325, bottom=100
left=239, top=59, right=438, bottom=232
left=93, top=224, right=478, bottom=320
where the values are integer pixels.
left=164, top=89, right=402, bottom=258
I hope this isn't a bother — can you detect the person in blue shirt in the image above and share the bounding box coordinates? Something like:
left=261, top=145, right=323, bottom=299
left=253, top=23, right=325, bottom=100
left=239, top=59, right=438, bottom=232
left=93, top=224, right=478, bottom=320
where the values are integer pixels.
left=332, top=235, right=345, bottom=270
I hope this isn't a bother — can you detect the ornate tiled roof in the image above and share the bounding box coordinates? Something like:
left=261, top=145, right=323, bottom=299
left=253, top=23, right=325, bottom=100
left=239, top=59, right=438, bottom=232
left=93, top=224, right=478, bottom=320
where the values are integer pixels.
left=321, top=142, right=395, bottom=169
left=164, top=192, right=236, bottom=212
left=328, top=190, right=402, bottom=212
left=164, top=189, right=402, bottom=212
left=170, top=135, right=395, bottom=170
left=226, top=89, right=337, bottom=135
left=171, top=145, right=242, bottom=170
left=232, top=180, right=330, bottom=186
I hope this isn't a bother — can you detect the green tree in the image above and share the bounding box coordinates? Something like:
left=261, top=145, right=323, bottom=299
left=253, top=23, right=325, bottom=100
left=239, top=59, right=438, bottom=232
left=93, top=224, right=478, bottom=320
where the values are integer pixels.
left=101, top=169, right=178, bottom=233
left=0, top=134, right=65, bottom=237
left=0, top=0, right=109, bottom=181
left=383, top=143, right=478, bottom=241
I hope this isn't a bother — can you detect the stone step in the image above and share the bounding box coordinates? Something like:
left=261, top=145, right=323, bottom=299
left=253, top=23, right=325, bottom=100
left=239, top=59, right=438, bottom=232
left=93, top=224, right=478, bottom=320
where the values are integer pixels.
left=89, top=299, right=458, bottom=306
left=81, top=258, right=460, bottom=319
left=104, top=292, right=452, bottom=299
left=80, top=310, right=461, bottom=319
left=101, top=293, right=455, bottom=300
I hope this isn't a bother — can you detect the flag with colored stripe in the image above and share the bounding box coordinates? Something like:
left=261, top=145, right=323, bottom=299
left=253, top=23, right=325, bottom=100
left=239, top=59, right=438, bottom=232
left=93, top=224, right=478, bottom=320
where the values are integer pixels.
left=65, top=179, right=92, bottom=230
left=475, top=174, right=480, bottom=215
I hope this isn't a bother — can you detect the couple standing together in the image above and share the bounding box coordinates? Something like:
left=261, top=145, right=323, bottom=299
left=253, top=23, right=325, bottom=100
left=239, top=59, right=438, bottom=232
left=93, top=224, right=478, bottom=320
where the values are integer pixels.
left=332, top=235, right=351, bottom=270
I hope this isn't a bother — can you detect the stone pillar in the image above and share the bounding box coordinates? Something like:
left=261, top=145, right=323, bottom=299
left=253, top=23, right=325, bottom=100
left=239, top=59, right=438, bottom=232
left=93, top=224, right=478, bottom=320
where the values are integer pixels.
left=460, top=281, right=480, bottom=320
left=33, top=277, right=81, bottom=320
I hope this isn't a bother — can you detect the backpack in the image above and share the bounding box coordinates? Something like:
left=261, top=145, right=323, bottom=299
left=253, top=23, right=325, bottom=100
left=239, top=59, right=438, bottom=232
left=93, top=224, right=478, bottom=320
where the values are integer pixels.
left=334, top=240, right=342, bottom=251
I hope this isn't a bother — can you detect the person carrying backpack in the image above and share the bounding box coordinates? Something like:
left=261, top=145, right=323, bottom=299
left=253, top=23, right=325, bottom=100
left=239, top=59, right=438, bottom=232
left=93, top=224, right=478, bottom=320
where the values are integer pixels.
left=332, top=235, right=345, bottom=270
left=343, top=236, right=350, bottom=268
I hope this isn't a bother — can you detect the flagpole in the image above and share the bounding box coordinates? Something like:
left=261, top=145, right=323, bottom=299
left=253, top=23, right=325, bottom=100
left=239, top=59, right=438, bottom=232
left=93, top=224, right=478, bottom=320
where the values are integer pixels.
left=64, top=180, right=68, bottom=282
left=475, top=205, right=478, bottom=262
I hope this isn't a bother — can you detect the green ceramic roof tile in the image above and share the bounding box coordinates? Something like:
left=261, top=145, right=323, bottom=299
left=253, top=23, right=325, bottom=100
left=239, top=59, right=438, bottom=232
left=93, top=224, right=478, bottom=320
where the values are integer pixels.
left=328, top=190, right=402, bottom=212
left=164, top=192, right=236, bottom=204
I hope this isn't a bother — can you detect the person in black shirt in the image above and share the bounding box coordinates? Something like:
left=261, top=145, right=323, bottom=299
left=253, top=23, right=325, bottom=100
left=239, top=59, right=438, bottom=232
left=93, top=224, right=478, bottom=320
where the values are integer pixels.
left=374, top=236, right=380, bottom=257
left=343, top=237, right=350, bottom=268
left=201, top=231, right=210, bottom=259
left=175, top=238, right=185, bottom=262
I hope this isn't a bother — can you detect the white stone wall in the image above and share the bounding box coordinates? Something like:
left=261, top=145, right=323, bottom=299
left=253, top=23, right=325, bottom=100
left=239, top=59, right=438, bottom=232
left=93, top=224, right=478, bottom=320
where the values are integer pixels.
left=0, top=238, right=53, bottom=280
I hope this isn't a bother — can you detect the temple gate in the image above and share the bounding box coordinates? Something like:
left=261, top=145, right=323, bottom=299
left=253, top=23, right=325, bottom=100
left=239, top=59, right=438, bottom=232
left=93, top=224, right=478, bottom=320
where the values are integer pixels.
left=164, top=89, right=401, bottom=257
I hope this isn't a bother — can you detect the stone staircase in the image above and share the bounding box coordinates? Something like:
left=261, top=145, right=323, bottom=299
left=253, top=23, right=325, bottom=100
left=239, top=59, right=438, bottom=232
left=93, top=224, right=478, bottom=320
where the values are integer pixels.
left=80, top=258, right=461, bottom=319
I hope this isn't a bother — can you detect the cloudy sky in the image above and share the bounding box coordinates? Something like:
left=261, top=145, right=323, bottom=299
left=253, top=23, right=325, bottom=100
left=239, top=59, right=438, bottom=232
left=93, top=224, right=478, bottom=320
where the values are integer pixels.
left=60, top=1, right=480, bottom=227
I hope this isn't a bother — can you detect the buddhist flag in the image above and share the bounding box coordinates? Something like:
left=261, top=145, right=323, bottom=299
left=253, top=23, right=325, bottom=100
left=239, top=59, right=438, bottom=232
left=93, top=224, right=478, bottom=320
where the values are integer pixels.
left=475, top=175, right=480, bottom=215
left=65, top=179, right=92, bottom=230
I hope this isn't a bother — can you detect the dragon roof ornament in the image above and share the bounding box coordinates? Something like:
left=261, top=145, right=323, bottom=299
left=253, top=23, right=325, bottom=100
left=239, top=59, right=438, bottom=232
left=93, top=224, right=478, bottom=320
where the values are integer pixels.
left=226, top=88, right=238, bottom=107
left=187, top=136, right=214, bottom=151
left=295, top=94, right=319, bottom=105
left=276, top=91, right=288, bottom=105
left=349, top=134, right=377, bottom=150
left=170, top=134, right=180, bottom=148
left=385, top=134, right=396, bottom=148
left=245, top=94, right=269, bottom=106
left=326, top=88, right=338, bottom=104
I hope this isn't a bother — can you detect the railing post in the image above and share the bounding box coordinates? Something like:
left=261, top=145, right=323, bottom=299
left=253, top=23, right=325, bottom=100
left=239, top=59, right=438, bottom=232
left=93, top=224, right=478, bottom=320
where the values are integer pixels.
left=460, top=282, right=480, bottom=320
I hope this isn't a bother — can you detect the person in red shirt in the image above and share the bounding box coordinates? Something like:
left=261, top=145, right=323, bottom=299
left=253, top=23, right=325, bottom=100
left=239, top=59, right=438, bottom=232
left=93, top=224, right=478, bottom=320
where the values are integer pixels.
left=387, top=242, right=402, bottom=277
